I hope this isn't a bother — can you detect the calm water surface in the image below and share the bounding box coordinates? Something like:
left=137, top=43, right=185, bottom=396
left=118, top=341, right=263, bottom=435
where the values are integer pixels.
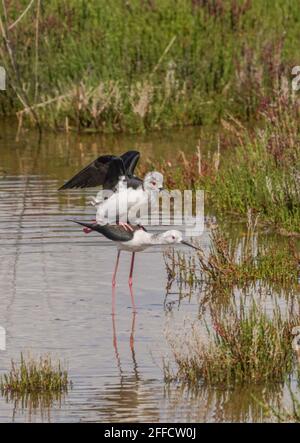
left=0, top=122, right=298, bottom=422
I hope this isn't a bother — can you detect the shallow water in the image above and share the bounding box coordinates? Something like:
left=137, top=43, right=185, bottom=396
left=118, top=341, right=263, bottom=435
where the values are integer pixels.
left=0, top=122, right=298, bottom=422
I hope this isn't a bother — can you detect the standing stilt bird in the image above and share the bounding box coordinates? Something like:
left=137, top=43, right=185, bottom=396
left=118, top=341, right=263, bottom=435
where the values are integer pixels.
left=70, top=220, right=199, bottom=312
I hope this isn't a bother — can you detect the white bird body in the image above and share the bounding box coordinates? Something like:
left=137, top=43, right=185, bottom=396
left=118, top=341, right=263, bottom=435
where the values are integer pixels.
left=117, top=228, right=152, bottom=252
left=95, top=171, right=163, bottom=225
left=96, top=186, right=149, bottom=225
left=90, top=174, right=138, bottom=207
left=117, top=229, right=186, bottom=252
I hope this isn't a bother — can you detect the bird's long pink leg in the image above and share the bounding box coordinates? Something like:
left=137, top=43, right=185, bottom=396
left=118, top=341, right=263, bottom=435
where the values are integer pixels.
left=128, top=252, right=135, bottom=287
left=112, top=286, right=116, bottom=316
left=112, top=251, right=121, bottom=288
left=111, top=251, right=121, bottom=315
left=130, top=312, right=136, bottom=350
left=128, top=252, right=136, bottom=312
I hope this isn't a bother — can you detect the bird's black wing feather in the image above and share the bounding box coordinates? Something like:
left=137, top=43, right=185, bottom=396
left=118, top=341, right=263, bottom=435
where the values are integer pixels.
left=59, top=151, right=140, bottom=191
left=70, top=220, right=142, bottom=242
left=103, top=158, right=126, bottom=190
left=100, top=224, right=137, bottom=242
left=125, top=176, right=143, bottom=189
left=58, top=155, right=115, bottom=190
left=121, top=151, right=140, bottom=176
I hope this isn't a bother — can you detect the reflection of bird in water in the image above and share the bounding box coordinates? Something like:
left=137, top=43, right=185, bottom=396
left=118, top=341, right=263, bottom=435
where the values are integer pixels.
left=112, top=304, right=139, bottom=381
left=81, top=290, right=160, bottom=423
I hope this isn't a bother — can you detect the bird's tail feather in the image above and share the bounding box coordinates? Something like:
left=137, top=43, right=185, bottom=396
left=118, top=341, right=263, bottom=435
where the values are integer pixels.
left=67, top=219, right=103, bottom=233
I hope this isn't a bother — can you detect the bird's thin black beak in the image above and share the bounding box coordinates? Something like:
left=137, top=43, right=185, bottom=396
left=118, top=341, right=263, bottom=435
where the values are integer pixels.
left=181, top=240, right=201, bottom=250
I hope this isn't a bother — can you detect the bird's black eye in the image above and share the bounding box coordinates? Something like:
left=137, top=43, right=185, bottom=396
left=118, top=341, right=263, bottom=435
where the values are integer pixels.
left=172, top=235, right=175, bottom=240
left=151, top=181, right=156, bottom=186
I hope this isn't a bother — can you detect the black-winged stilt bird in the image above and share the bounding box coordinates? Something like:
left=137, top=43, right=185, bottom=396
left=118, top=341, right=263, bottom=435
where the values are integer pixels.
left=59, top=149, right=163, bottom=230
left=95, top=171, right=163, bottom=227
left=58, top=151, right=142, bottom=191
left=70, top=221, right=199, bottom=312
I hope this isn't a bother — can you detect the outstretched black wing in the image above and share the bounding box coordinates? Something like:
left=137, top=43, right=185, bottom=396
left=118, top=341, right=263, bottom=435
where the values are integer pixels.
left=58, top=150, right=140, bottom=190
left=121, top=151, right=140, bottom=176
left=58, top=155, right=114, bottom=190
left=103, top=158, right=126, bottom=190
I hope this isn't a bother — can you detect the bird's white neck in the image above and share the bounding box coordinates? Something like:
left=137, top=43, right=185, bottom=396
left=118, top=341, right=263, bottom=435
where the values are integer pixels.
left=130, top=230, right=164, bottom=247
left=147, top=232, right=169, bottom=246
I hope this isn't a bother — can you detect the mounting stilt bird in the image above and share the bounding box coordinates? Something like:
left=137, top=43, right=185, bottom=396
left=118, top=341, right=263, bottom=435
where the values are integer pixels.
left=59, top=149, right=164, bottom=230
left=70, top=220, right=199, bottom=312
left=58, top=150, right=142, bottom=191
left=95, top=171, right=163, bottom=227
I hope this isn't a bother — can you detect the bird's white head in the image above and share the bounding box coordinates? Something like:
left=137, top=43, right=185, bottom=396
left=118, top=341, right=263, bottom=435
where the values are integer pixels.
left=161, top=230, right=183, bottom=245
left=159, top=230, right=200, bottom=250
left=143, top=171, right=164, bottom=192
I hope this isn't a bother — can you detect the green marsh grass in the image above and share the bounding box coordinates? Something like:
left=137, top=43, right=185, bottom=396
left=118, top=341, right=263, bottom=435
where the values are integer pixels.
left=150, top=90, right=300, bottom=234
left=203, top=99, right=300, bottom=234
left=0, top=354, right=71, bottom=395
left=1, top=0, right=300, bottom=131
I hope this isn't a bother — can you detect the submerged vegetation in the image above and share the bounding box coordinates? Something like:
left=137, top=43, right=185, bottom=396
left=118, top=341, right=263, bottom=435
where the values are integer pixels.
left=0, top=354, right=71, bottom=395
left=259, top=383, right=300, bottom=422
left=1, top=0, right=300, bottom=132
left=164, top=221, right=300, bottom=405
left=165, top=301, right=300, bottom=386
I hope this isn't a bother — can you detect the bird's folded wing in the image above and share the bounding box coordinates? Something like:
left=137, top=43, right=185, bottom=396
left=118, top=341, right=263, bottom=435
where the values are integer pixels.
left=100, top=224, right=139, bottom=242
left=70, top=219, right=146, bottom=242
